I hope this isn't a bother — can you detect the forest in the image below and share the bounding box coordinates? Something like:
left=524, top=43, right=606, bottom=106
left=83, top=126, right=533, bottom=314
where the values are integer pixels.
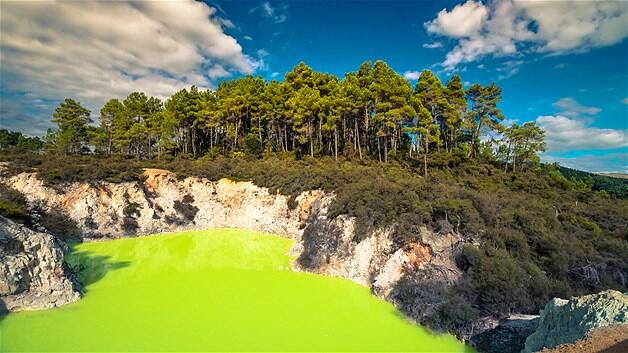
left=1, top=60, right=627, bottom=336
left=4, top=60, right=546, bottom=177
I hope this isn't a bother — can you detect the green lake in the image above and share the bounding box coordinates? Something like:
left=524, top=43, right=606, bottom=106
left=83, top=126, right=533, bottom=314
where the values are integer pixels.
left=0, top=229, right=471, bottom=352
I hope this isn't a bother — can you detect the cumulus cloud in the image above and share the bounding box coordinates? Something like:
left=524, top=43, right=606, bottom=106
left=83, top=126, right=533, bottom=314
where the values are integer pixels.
left=426, top=0, right=628, bottom=70
left=425, top=1, right=488, bottom=38
left=403, top=71, right=422, bottom=80
left=0, top=0, right=257, bottom=134
left=553, top=97, right=602, bottom=117
left=536, top=115, right=627, bottom=152
left=535, top=97, right=625, bottom=155
left=207, top=65, right=231, bottom=80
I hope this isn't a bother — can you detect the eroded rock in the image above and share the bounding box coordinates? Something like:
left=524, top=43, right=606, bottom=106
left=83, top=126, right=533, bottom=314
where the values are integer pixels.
left=523, top=290, right=628, bottom=353
left=0, top=217, right=80, bottom=312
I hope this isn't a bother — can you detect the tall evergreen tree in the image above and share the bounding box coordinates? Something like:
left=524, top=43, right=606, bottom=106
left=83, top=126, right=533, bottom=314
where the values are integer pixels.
left=51, top=98, right=92, bottom=155
left=466, top=83, right=505, bottom=156
left=100, top=99, right=126, bottom=155
left=443, top=74, right=467, bottom=150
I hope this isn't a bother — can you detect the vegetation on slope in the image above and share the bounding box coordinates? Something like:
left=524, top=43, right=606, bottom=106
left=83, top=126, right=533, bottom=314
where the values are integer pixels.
left=559, top=166, right=628, bottom=198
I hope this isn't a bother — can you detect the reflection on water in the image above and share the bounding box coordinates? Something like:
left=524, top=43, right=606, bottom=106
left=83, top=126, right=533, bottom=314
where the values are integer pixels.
left=1, top=229, right=473, bottom=352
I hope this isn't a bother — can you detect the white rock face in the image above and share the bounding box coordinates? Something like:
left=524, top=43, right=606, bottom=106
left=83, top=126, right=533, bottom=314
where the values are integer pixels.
left=4, top=170, right=320, bottom=239
left=0, top=217, right=80, bottom=312
left=2, top=169, right=465, bottom=313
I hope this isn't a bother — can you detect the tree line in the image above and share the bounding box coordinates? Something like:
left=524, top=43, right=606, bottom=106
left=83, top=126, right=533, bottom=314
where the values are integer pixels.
left=9, top=60, right=546, bottom=176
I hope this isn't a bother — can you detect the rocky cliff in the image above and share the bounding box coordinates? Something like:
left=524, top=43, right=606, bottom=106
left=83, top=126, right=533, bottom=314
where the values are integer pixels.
left=0, top=216, right=80, bottom=312
left=1, top=169, right=464, bottom=319
left=523, top=290, right=628, bottom=353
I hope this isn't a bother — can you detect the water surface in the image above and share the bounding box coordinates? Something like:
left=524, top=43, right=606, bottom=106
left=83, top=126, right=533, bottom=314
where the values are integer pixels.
left=0, top=229, right=471, bottom=352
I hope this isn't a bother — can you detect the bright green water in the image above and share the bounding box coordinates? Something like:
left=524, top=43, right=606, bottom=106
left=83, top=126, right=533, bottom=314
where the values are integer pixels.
left=0, top=229, right=471, bottom=352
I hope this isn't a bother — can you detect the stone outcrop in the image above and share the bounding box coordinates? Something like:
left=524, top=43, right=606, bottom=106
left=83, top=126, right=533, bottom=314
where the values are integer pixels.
left=523, top=290, right=628, bottom=353
left=1, top=169, right=465, bottom=317
left=0, top=216, right=80, bottom=313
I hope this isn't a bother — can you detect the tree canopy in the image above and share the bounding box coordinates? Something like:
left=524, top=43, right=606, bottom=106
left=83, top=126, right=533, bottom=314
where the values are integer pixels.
left=43, top=60, right=546, bottom=177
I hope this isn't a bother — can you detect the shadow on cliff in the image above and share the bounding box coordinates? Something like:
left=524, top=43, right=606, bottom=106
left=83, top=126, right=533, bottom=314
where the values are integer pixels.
left=0, top=299, right=7, bottom=323
left=66, top=251, right=130, bottom=293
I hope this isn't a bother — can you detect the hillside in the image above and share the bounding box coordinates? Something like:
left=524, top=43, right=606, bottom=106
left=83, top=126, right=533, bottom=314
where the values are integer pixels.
left=2, top=151, right=626, bottom=341
left=558, top=166, right=628, bottom=199
left=598, top=173, right=628, bottom=179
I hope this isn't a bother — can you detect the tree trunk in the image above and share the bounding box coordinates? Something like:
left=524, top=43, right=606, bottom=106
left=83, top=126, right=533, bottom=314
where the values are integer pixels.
left=355, top=118, right=362, bottom=160
left=424, top=137, right=429, bottom=179
left=384, top=134, right=388, bottom=163
left=192, top=129, right=197, bottom=157
left=147, top=133, right=151, bottom=159
left=472, top=118, right=483, bottom=157
left=334, top=127, right=338, bottom=161
left=309, top=118, right=314, bottom=157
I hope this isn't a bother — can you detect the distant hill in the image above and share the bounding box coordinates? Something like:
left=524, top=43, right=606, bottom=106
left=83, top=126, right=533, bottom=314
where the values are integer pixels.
left=598, top=173, right=628, bottom=179
left=559, top=167, right=628, bottom=198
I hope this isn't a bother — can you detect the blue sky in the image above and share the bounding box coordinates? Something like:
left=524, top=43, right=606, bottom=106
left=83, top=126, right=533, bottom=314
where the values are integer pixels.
left=0, top=0, right=626, bottom=172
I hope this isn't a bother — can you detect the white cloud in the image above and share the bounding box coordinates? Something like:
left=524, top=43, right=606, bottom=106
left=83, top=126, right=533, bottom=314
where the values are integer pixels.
left=553, top=97, right=602, bottom=117
left=271, top=72, right=280, bottom=78
left=502, top=118, right=519, bottom=127
left=258, top=1, right=287, bottom=24
left=0, top=0, right=258, bottom=134
left=262, top=2, right=275, bottom=16
left=422, top=41, right=443, bottom=49
left=536, top=115, right=627, bottom=152
left=207, top=64, right=231, bottom=80
left=496, top=60, right=524, bottom=80
left=425, top=0, right=488, bottom=38
left=250, top=49, right=271, bottom=73
left=426, top=0, right=628, bottom=70
left=534, top=97, right=625, bottom=156
left=403, top=71, right=421, bottom=80
left=218, top=18, right=236, bottom=29
left=554, top=63, right=567, bottom=69
left=244, top=35, right=253, bottom=41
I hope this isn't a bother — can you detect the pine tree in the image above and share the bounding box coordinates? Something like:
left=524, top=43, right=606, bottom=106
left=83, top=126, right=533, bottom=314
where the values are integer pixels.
left=100, top=99, right=126, bottom=155
left=443, top=74, right=467, bottom=150
left=466, top=83, right=505, bottom=157
left=51, top=98, right=92, bottom=155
